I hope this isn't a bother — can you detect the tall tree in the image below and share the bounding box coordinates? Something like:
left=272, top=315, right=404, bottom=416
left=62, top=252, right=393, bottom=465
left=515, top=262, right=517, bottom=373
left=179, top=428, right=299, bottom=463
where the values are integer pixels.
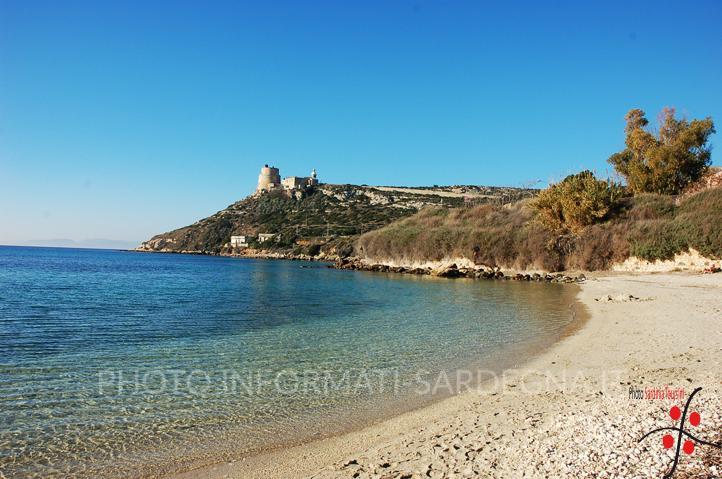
left=608, top=108, right=715, bottom=194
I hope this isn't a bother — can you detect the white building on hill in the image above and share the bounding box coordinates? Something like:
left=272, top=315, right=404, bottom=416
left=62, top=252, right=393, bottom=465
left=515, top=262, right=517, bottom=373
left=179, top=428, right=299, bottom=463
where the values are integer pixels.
left=256, top=165, right=318, bottom=193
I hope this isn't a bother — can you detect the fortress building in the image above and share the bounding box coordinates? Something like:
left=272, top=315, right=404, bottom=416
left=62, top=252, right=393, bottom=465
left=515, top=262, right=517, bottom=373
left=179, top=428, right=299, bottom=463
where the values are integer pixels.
left=256, top=165, right=318, bottom=193
left=257, top=165, right=282, bottom=192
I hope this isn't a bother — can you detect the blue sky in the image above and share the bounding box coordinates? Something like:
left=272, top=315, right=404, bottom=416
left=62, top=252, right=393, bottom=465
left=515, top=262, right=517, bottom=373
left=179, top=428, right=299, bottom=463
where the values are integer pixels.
left=1, top=0, right=720, bottom=245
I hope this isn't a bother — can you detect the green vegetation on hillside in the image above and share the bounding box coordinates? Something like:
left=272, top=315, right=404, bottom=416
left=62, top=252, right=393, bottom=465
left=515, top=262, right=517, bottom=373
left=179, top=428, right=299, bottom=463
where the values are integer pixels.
left=356, top=187, right=722, bottom=271
left=138, top=184, right=534, bottom=254
left=139, top=186, right=423, bottom=253
left=357, top=107, right=719, bottom=271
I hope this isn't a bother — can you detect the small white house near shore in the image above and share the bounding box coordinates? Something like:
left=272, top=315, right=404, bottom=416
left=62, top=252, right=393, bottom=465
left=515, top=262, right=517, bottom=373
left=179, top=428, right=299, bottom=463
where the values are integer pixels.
left=230, top=235, right=249, bottom=247
left=230, top=234, right=276, bottom=247
left=257, top=233, right=276, bottom=243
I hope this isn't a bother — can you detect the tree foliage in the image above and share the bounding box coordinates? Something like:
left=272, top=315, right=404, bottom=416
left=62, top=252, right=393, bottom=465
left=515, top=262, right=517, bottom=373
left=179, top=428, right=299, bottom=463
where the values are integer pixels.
left=532, top=171, right=624, bottom=234
left=608, top=108, right=715, bottom=194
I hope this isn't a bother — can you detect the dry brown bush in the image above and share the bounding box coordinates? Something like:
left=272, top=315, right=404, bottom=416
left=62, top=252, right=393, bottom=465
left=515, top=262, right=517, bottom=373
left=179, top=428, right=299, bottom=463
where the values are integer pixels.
left=355, top=187, right=722, bottom=271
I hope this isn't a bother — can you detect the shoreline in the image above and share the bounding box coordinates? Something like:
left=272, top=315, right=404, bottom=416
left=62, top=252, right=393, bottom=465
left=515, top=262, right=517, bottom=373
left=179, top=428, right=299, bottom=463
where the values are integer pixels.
left=132, top=248, right=592, bottom=283
left=173, top=271, right=722, bottom=479
left=162, top=280, right=585, bottom=479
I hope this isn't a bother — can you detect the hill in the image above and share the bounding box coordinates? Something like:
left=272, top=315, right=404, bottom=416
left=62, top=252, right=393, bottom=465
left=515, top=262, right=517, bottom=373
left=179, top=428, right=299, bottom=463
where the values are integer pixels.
left=136, top=183, right=536, bottom=256
left=354, top=187, right=722, bottom=272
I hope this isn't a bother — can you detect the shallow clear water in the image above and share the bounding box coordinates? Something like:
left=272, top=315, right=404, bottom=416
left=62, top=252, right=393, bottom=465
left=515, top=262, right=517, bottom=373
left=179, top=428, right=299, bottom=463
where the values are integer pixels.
left=0, top=246, right=577, bottom=478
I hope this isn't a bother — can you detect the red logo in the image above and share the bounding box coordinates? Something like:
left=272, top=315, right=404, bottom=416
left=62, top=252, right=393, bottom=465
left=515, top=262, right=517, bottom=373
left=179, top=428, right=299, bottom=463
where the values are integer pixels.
left=639, top=387, right=721, bottom=478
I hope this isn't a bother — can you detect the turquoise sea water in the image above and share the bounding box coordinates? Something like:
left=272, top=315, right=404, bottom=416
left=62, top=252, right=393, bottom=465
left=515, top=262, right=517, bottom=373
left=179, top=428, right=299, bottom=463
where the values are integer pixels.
left=0, top=246, right=577, bottom=478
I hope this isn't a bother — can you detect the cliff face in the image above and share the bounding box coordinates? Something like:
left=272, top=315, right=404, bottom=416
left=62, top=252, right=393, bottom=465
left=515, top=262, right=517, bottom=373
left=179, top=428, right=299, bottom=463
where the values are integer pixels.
left=137, top=184, right=536, bottom=255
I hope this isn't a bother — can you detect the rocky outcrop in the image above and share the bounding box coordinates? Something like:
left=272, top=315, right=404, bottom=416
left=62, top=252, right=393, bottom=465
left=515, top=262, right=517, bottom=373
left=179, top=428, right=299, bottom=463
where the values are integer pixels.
left=333, top=258, right=587, bottom=283
left=611, top=248, right=719, bottom=273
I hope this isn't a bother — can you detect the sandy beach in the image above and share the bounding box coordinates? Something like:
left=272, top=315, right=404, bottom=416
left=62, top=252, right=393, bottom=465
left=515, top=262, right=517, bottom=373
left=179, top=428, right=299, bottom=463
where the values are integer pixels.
left=176, top=272, right=722, bottom=479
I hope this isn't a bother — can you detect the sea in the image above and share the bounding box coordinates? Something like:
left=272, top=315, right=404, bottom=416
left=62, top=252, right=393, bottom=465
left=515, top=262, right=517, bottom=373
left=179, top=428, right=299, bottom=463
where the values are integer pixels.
left=0, top=246, right=578, bottom=478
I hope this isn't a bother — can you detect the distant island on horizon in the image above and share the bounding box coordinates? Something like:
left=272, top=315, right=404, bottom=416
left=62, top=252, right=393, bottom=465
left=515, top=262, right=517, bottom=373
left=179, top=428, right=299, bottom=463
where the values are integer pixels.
left=7, top=238, right=141, bottom=250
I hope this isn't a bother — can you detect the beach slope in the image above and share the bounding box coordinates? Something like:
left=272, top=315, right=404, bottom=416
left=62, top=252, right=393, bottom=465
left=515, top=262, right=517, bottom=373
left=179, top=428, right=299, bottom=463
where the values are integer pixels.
left=180, top=273, right=722, bottom=479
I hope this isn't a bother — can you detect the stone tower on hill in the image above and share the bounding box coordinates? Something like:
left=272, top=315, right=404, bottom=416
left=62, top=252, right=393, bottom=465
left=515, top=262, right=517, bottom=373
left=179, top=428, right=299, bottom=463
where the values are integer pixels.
left=256, top=165, right=281, bottom=192
left=256, top=165, right=318, bottom=193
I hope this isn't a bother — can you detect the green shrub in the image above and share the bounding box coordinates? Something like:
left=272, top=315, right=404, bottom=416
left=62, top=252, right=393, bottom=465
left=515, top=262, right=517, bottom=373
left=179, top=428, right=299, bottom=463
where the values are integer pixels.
left=623, top=188, right=722, bottom=260
left=623, top=194, right=676, bottom=220
left=627, top=221, right=687, bottom=261
left=532, top=171, right=625, bottom=234
left=675, top=188, right=722, bottom=258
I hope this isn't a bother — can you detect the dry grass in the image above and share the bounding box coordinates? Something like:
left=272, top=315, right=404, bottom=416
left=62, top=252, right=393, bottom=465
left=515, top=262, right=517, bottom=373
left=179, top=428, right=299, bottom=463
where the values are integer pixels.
left=355, top=188, right=722, bottom=271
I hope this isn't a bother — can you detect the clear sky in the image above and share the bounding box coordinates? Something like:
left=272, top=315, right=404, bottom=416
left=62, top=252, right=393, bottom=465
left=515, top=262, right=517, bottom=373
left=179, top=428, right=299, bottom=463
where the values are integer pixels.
left=1, top=0, right=720, bottom=245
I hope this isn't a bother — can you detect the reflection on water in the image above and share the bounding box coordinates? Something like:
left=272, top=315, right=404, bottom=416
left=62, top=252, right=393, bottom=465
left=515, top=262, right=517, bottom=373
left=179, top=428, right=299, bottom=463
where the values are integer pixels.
left=0, top=246, right=577, bottom=478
